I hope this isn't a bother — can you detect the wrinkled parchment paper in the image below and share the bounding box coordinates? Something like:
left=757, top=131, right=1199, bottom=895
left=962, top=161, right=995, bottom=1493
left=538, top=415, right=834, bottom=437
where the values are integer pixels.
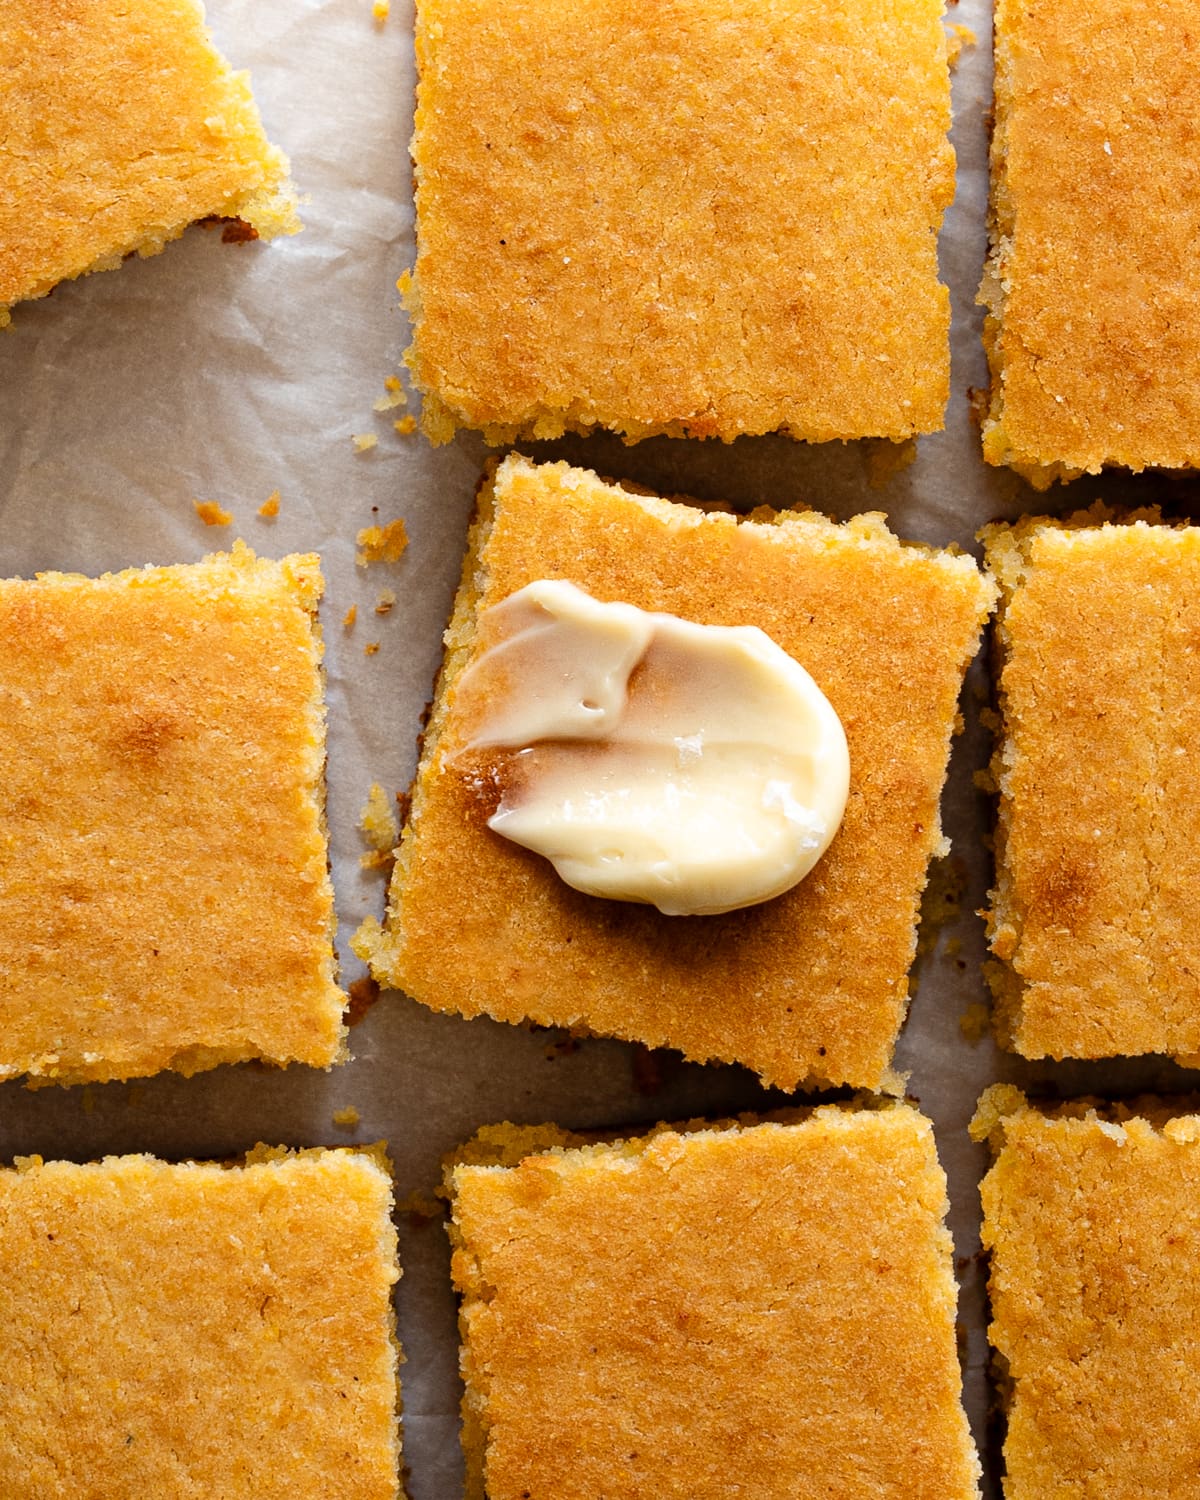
left=3, top=3, right=1199, bottom=1494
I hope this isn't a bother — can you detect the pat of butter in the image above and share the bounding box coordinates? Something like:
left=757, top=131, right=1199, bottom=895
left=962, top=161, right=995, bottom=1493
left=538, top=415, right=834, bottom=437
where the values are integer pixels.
left=454, top=580, right=849, bottom=916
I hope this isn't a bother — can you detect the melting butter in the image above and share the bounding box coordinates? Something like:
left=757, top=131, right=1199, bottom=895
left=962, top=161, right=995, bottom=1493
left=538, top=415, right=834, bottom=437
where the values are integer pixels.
left=454, top=580, right=849, bottom=916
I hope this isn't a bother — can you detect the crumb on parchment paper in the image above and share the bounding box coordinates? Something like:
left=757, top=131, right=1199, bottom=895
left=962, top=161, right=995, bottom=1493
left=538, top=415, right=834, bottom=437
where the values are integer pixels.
left=194, top=499, right=233, bottom=526
left=352, top=433, right=378, bottom=453
left=356, top=518, right=408, bottom=565
left=373, top=0, right=390, bottom=20
left=332, top=1105, right=361, bottom=1129
left=359, top=782, right=399, bottom=870
left=258, top=489, right=281, bottom=518
left=364, top=641, right=380, bottom=656
left=394, top=414, right=417, bottom=435
left=375, top=589, right=396, bottom=615
left=946, top=22, right=976, bottom=66
left=343, top=603, right=358, bottom=629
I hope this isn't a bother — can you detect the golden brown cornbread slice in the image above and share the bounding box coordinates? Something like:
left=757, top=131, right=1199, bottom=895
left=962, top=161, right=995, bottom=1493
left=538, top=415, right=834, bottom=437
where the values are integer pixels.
left=0, top=542, right=346, bottom=1085
left=0, top=0, right=298, bottom=328
left=983, top=510, right=1200, bottom=1061
left=980, top=0, right=1200, bottom=485
left=404, top=0, right=955, bottom=445
left=0, top=1147, right=401, bottom=1499
left=356, top=456, right=994, bottom=1091
left=447, top=1106, right=979, bottom=1500
left=974, top=1087, right=1200, bottom=1500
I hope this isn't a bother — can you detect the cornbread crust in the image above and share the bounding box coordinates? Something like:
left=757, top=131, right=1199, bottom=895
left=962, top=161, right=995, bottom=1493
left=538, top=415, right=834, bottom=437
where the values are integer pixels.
left=0, top=0, right=299, bottom=329
left=0, top=543, right=346, bottom=1085
left=983, top=510, right=1200, bottom=1061
left=0, top=1147, right=401, bottom=1498
left=974, top=1087, right=1200, bottom=1499
left=980, top=0, right=1200, bottom=485
left=356, top=456, right=994, bottom=1091
left=447, top=1106, right=979, bottom=1500
left=405, top=0, right=955, bottom=446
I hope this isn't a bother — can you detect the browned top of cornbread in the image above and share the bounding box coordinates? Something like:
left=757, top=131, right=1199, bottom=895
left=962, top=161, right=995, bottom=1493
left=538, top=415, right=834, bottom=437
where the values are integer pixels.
left=980, top=0, right=1200, bottom=483
left=0, top=0, right=298, bottom=327
left=0, top=543, right=345, bottom=1085
left=983, top=511, right=1200, bottom=1062
left=448, top=1106, right=978, bottom=1500
left=975, top=1086, right=1200, bottom=1500
left=357, top=456, right=994, bottom=1091
left=0, top=1147, right=400, bottom=1499
left=405, top=0, right=954, bottom=446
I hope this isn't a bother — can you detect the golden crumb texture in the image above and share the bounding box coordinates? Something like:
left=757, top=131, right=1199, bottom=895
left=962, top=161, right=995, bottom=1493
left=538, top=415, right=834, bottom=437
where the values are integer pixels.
left=356, top=455, right=995, bottom=1092
left=405, top=0, right=954, bottom=446
left=975, top=1086, right=1200, bottom=1499
left=0, top=1147, right=401, bottom=1499
left=980, top=0, right=1200, bottom=484
left=0, top=541, right=347, bottom=1085
left=0, top=0, right=299, bottom=327
left=447, top=1105, right=979, bottom=1500
left=983, top=510, right=1200, bottom=1062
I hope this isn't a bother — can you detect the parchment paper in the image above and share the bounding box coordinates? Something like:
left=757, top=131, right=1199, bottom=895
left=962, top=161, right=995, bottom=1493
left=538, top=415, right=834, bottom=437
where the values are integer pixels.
left=3, top=3, right=1200, bottom=1495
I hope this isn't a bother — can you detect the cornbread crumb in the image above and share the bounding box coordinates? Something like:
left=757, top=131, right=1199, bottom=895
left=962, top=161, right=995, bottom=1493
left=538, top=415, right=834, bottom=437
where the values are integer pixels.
left=448, top=1106, right=978, bottom=1500
left=394, top=415, right=417, bottom=435
left=258, top=489, right=281, bottom=519
left=360, top=783, right=399, bottom=851
left=945, top=22, right=975, bottom=66
left=0, top=544, right=346, bottom=1085
left=405, top=0, right=955, bottom=446
left=373, top=378, right=407, bottom=411
left=1, top=0, right=299, bottom=328
left=976, top=1087, right=1200, bottom=1499
left=375, top=589, right=396, bottom=615
left=364, top=641, right=380, bottom=656
left=356, top=519, right=409, bottom=566
left=343, top=603, right=358, bottom=628
left=983, top=510, right=1200, bottom=1060
left=358, top=455, right=994, bottom=1091
left=194, top=499, right=233, bottom=527
left=980, top=0, right=1200, bottom=481
left=0, top=1149, right=401, bottom=1495
left=373, top=0, right=390, bottom=19
left=352, top=433, right=378, bottom=453
left=332, top=1105, right=361, bottom=1129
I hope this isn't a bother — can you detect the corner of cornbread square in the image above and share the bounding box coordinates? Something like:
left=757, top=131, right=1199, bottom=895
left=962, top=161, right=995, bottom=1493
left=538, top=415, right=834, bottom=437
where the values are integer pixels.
left=447, top=1106, right=979, bottom=1500
left=974, top=1085, right=1200, bottom=1500
left=982, top=509, right=1200, bottom=1062
left=0, top=541, right=346, bottom=1085
left=0, top=1146, right=401, bottom=1498
left=404, top=0, right=955, bottom=446
left=979, top=0, right=1200, bottom=485
left=356, top=455, right=994, bottom=1091
left=0, top=0, right=299, bottom=329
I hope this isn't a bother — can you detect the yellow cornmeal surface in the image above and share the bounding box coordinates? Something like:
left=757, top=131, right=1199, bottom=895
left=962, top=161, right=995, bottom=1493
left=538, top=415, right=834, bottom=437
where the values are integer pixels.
left=980, top=0, right=1200, bottom=485
left=983, top=511, right=1200, bottom=1062
left=405, top=0, right=954, bottom=446
left=447, top=1107, right=979, bottom=1500
left=0, top=1147, right=401, bottom=1499
left=974, top=1087, right=1200, bottom=1500
left=356, top=456, right=994, bottom=1091
left=0, top=0, right=298, bottom=328
left=0, top=543, right=345, bottom=1085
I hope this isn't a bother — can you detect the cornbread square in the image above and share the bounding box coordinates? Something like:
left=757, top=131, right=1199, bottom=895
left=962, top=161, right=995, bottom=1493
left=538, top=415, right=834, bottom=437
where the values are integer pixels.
left=983, top=511, right=1200, bottom=1061
left=0, top=543, right=346, bottom=1085
left=0, top=0, right=298, bottom=329
left=404, top=0, right=955, bottom=445
left=980, top=0, right=1200, bottom=484
left=0, top=1147, right=401, bottom=1498
left=974, top=1087, right=1200, bottom=1499
left=356, top=456, right=994, bottom=1091
left=447, top=1107, right=979, bottom=1500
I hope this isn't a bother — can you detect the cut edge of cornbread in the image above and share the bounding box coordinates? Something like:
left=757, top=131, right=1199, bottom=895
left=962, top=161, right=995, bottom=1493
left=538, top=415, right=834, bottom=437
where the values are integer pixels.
left=979, top=504, right=1186, bottom=1059
left=445, top=1101, right=976, bottom=1500
left=354, top=454, right=995, bottom=1093
left=4, top=540, right=347, bottom=1087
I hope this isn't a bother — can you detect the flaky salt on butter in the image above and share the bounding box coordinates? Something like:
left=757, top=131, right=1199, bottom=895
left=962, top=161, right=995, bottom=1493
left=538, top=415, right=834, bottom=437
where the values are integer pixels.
left=451, top=581, right=849, bottom=916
